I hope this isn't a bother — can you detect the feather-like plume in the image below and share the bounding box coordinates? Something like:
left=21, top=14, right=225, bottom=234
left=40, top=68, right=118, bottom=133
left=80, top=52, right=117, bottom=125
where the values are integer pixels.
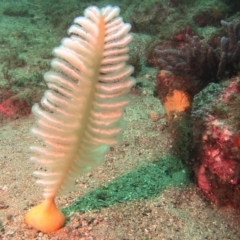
left=25, top=5, right=135, bottom=233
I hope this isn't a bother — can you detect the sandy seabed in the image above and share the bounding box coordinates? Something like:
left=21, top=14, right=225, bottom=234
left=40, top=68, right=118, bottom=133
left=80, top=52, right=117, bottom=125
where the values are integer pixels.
left=1, top=92, right=240, bottom=240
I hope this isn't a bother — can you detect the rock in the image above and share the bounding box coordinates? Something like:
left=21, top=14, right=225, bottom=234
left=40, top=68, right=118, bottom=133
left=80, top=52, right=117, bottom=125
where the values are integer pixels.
left=191, top=76, right=240, bottom=207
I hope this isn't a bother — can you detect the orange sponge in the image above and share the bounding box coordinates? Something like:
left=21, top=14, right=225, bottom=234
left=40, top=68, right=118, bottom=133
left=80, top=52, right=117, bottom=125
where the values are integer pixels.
left=25, top=198, right=65, bottom=233
left=164, top=89, right=190, bottom=118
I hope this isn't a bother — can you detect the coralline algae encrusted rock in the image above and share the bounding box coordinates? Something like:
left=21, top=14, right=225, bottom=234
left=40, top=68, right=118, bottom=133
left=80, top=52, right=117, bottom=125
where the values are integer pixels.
left=191, top=77, right=240, bottom=207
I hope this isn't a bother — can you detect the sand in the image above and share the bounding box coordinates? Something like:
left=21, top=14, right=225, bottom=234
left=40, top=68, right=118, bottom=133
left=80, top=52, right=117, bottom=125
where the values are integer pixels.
left=1, top=91, right=240, bottom=240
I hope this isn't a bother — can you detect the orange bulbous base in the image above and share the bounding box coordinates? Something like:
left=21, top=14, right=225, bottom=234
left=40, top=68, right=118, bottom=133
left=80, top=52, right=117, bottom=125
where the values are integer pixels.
left=25, top=197, right=65, bottom=233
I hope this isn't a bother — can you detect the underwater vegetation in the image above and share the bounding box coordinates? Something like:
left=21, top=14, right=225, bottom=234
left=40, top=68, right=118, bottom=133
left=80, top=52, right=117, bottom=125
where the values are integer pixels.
left=1, top=0, right=240, bottom=238
left=153, top=18, right=240, bottom=113
left=148, top=0, right=240, bottom=210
